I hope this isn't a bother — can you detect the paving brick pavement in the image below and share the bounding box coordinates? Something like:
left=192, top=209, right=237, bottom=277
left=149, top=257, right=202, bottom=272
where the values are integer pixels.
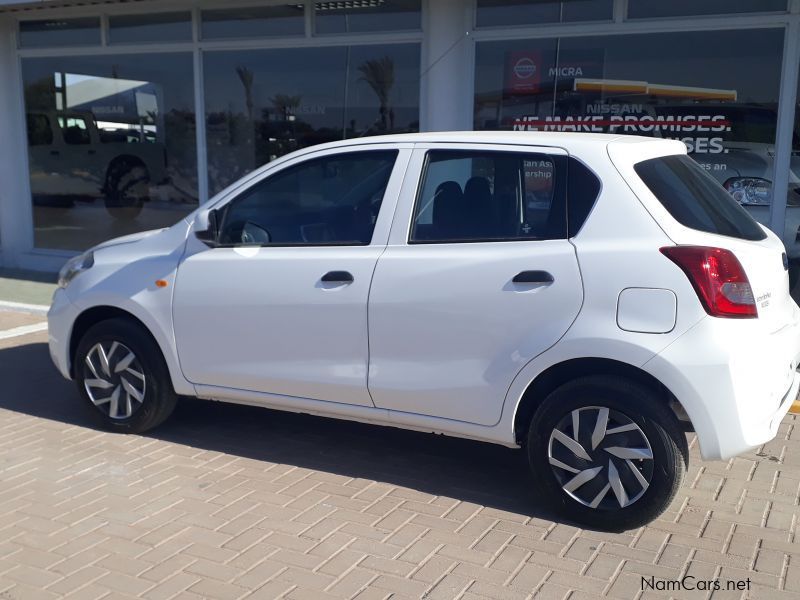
left=0, top=308, right=798, bottom=599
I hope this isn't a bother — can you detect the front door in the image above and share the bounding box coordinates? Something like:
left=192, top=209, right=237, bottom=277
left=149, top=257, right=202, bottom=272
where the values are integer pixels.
left=368, top=145, right=584, bottom=425
left=173, top=146, right=409, bottom=407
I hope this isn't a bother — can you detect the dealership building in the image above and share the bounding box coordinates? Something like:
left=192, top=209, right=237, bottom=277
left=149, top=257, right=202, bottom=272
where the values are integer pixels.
left=0, top=0, right=799, bottom=293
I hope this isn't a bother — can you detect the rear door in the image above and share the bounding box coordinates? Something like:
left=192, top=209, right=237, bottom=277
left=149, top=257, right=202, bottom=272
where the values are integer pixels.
left=367, top=144, right=584, bottom=426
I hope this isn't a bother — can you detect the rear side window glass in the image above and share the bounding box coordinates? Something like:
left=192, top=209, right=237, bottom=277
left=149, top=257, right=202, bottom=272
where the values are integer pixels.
left=567, top=157, right=601, bottom=236
left=634, top=154, right=766, bottom=241
left=410, top=150, right=567, bottom=243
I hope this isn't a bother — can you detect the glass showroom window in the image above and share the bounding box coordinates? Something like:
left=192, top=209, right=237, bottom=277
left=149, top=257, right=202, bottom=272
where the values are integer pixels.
left=785, top=73, right=800, bottom=298
left=626, top=0, right=787, bottom=19
left=204, top=43, right=420, bottom=194
left=18, top=17, right=101, bottom=48
left=22, top=54, right=198, bottom=251
left=108, top=12, right=192, bottom=44
left=201, top=5, right=305, bottom=39
left=476, top=0, right=613, bottom=27
left=474, top=29, right=788, bottom=249
left=314, top=0, right=422, bottom=34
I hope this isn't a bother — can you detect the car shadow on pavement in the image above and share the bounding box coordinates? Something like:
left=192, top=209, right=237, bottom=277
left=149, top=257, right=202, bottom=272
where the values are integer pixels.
left=0, top=341, right=557, bottom=520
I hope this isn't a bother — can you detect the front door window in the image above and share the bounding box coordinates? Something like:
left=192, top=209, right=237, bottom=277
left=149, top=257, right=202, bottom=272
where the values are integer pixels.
left=218, top=150, right=398, bottom=247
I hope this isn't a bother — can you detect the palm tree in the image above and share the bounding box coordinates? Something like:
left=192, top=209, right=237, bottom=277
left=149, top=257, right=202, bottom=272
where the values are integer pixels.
left=235, top=66, right=256, bottom=170
left=235, top=66, right=255, bottom=122
left=269, top=94, right=302, bottom=121
left=358, top=57, right=395, bottom=131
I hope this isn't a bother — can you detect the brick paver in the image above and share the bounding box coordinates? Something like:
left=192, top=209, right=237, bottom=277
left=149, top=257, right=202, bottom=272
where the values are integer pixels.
left=0, top=308, right=798, bottom=599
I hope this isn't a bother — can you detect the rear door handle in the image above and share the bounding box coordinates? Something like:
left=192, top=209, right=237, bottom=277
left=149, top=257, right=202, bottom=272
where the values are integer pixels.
left=513, top=270, right=554, bottom=284
left=321, top=271, right=354, bottom=283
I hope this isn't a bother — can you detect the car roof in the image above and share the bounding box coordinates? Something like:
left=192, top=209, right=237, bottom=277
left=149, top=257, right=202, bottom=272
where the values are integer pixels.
left=303, top=130, right=681, bottom=152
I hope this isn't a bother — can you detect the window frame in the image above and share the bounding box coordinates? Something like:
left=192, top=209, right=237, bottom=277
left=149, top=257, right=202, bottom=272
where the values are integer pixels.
left=404, top=144, right=570, bottom=246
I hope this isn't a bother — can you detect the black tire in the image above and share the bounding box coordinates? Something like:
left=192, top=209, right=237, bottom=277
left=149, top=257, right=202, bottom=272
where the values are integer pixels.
left=104, top=159, right=148, bottom=220
left=527, top=376, right=687, bottom=532
left=74, top=318, right=178, bottom=434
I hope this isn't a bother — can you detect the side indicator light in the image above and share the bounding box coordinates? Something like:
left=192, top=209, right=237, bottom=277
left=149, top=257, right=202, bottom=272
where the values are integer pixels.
left=155, top=279, right=169, bottom=288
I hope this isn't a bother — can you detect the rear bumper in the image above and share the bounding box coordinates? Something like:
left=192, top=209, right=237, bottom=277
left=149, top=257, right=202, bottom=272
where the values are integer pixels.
left=643, top=311, right=800, bottom=460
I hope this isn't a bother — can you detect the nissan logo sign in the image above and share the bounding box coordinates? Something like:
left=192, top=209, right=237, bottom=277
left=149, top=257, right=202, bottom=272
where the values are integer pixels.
left=514, top=58, right=537, bottom=79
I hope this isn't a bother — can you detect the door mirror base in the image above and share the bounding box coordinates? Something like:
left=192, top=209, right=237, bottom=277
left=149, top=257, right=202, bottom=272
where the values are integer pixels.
left=195, top=209, right=219, bottom=248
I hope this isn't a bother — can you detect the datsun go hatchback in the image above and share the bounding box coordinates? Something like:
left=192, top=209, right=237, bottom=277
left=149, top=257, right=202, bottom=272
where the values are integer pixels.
left=48, top=132, right=800, bottom=531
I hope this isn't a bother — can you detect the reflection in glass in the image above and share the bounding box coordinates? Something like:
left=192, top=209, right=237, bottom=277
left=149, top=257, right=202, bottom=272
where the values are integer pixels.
left=203, top=44, right=420, bottom=194
left=22, top=54, right=197, bottom=251
left=476, top=0, right=613, bottom=27
left=787, top=71, right=800, bottom=298
left=108, top=13, right=192, bottom=44
left=201, top=5, right=305, bottom=39
left=315, top=0, right=421, bottom=34
left=474, top=29, right=794, bottom=254
left=627, top=0, right=787, bottom=19
left=19, top=18, right=101, bottom=48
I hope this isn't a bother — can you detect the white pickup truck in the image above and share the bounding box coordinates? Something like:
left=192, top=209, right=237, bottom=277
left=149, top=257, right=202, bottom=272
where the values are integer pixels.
left=26, top=110, right=168, bottom=219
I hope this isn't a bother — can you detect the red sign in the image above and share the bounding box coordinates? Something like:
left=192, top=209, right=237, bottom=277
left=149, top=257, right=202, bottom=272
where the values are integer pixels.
left=505, top=51, right=541, bottom=96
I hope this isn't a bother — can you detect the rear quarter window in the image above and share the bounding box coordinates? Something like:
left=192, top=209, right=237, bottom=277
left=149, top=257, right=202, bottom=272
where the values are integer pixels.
left=634, top=154, right=766, bottom=241
left=567, top=157, right=601, bottom=236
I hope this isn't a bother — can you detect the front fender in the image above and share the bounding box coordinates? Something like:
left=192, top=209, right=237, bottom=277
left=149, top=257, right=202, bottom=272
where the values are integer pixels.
left=64, top=221, right=194, bottom=396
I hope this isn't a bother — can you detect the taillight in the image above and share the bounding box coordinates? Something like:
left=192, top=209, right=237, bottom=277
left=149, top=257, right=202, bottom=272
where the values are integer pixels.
left=660, top=246, right=757, bottom=318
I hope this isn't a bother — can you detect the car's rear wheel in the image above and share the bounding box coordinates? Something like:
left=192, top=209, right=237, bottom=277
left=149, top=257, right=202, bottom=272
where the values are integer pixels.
left=527, top=376, right=686, bottom=531
left=75, top=318, right=177, bottom=434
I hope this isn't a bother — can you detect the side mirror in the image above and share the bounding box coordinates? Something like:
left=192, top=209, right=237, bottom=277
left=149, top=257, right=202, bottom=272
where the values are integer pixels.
left=195, top=209, right=219, bottom=248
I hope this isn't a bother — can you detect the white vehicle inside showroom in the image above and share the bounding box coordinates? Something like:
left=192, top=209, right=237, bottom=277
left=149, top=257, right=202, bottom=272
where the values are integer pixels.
left=47, top=132, right=800, bottom=530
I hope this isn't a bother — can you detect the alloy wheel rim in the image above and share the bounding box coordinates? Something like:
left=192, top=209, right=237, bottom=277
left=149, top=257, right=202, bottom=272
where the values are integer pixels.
left=547, top=406, right=654, bottom=510
left=83, top=341, right=146, bottom=420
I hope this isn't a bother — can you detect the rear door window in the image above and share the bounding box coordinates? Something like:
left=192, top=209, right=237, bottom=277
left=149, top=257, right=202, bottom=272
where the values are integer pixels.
left=410, top=150, right=568, bottom=243
left=634, top=154, right=766, bottom=241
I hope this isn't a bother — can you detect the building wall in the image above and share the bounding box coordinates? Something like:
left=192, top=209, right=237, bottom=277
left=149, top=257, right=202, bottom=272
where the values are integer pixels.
left=0, top=0, right=799, bottom=280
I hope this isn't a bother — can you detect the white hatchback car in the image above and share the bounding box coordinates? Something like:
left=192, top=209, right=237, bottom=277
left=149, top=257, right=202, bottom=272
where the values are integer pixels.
left=48, top=132, right=800, bottom=530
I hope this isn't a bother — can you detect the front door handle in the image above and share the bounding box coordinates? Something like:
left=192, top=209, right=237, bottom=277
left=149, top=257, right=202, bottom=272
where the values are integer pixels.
left=321, top=271, right=354, bottom=283
left=513, top=270, right=554, bottom=284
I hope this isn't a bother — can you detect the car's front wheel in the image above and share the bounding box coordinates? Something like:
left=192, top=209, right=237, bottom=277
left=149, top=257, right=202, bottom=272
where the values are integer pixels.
left=527, top=376, right=687, bottom=531
left=75, top=318, right=178, bottom=434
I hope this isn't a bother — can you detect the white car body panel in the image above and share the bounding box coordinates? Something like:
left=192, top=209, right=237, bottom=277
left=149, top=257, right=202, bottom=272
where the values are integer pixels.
left=47, top=131, right=800, bottom=462
left=48, top=220, right=195, bottom=396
